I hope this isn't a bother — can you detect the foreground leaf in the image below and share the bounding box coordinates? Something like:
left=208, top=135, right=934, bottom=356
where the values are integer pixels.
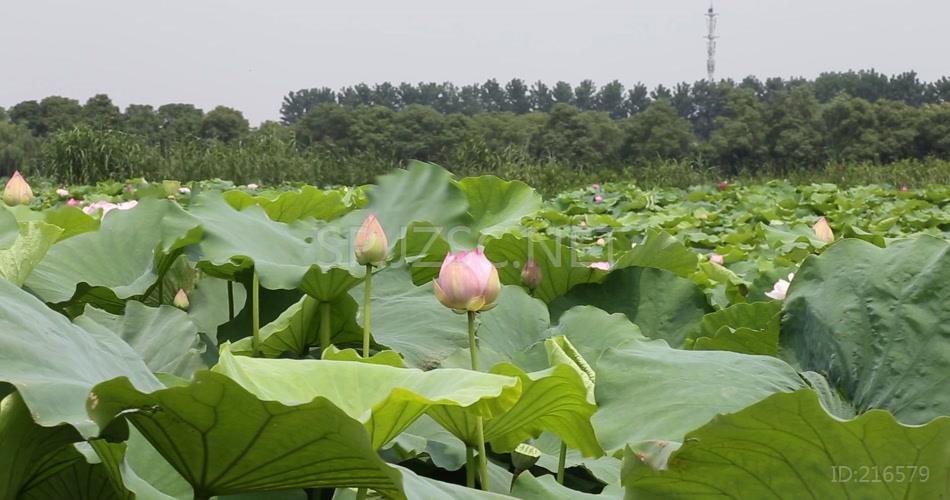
left=622, top=390, right=950, bottom=499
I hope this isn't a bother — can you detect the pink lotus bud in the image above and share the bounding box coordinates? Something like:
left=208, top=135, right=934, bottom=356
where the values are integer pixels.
left=173, top=289, right=190, bottom=310
left=82, top=200, right=138, bottom=216
left=591, top=183, right=601, bottom=190
left=247, top=183, right=259, bottom=190
left=718, top=181, right=729, bottom=190
left=765, top=273, right=795, bottom=301
left=56, top=188, right=70, bottom=198
left=3, top=171, right=33, bottom=206
left=899, top=184, right=909, bottom=192
left=354, top=213, right=389, bottom=266
left=594, top=195, right=603, bottom=203
left=520, top=259, right=543, bottom=290
left=709, top=253, right=724, bottom=265
left=589, top=261, right=611, bottom=271
left=66, top=198, right=80, bottom=206
left=433, top=248, right=501, bottom=313
left=812, top=217, right=834, bottom=244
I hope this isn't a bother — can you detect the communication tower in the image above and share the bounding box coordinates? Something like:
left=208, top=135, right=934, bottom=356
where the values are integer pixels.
left=705, top=3, right=718, bottom=81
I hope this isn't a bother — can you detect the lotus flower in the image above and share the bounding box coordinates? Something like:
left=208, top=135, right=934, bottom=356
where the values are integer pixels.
left=66, top=198, right=80, bottom=206
left=591, top=183, right=601, bottom=190
left=178, top=187, right=192, bottom=195
left=82, top=200, right=138, bottom=216
left=709, top=253, right=724, bottom=265
left=520, top=259, right=542, bottom=290
left=3, top=171, right=33, bottom=206
left=594, top=195, right=603, bottom=203
left=433, top=249, right=500, bottom=313
left=718, top=181, right=729, bottom=190
left=595, top=238, right=606, bottom=246
left=589, top=261, right=611, bottom=271
left=354, top=213, right=388, bottom=266
left=247, top=183, right=259, bottom=190
left=173, top=289, right=190, bottom=310
left=813, top=217, right=834, bottom=244
left=765, top=273, right=795, bottom=300
left=900, top=184, right=909, bottom=192
left=55, top=188, right=70, bottom=198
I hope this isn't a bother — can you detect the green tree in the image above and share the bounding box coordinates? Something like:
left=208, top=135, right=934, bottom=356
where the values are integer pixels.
left=8, top=100, right=43, bottom=135
left=708, top=88, right=769, bottom=172
left=619, top=99, right=695, bottom=162
left=122, top=104, right=162, bottom=144
left=280, top=87, right=336, bottom=124
left=200, top=106, right=250, bottom=143
left=551, top=81, right=574, bottom=105
left=873, top=100, right=921, bottom=162
left=505, top=78, right=531, bottom=114
left=158, top=103, right=204, bottom=146
left=624, top=84, right=650, bottom=115
left=529, top=81, right=554, bottom=112
left=573, top=80, right=597, bottom=111
left=821, top=95, right=879, bottom=162
left=764, top=85, right=825, bottom=168
left=596, top=80, right=626, bottom=118
left=0, top=121, right=39, bottom=176
left=83, top=94, right=121, bottom=130
left=532, top=104, right=621, bottom=168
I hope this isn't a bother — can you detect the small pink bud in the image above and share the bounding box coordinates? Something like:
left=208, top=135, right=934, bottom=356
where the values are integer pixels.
left=433, top=249, right=501, bottom=313
left=3, top=171, right=33, bottom=206
left=765, top=273, right=795, bottom=300
left=173, top=289, right=190, bottom=310
left=589, top=261, right=611, bottom=271
left=594, top=195, right=603, bottom=203
left=718, top=181, right=729, bottom=190
left=709, top=253, right=724, bottom=265
left=591, top=183, right=601, bottom=190
left=813, top=217, right=834, bottom=244
left=899, top=184, right=909, bottom=192
left=354, top=213, right=389, bottom=266
left=520, top=259, right=543, bottom=290
left=66, top=198, right=80, bottom=206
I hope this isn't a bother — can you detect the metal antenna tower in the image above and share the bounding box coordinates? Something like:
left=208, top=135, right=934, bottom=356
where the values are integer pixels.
left=705, top=2, right=718, bottom=81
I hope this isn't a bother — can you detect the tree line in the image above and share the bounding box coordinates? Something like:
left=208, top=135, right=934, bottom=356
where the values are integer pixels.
left=1, top=69, right=949, bottom=184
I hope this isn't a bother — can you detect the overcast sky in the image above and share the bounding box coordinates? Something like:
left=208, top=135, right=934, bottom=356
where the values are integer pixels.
left=2, top=0, right=948, bottom=124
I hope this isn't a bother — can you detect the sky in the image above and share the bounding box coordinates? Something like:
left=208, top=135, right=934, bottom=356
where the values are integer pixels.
left=2, top=0, right=948, bottom=124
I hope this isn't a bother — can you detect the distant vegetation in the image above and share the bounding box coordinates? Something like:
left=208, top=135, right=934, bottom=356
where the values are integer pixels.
left=2, top=70, right=949, bottom=190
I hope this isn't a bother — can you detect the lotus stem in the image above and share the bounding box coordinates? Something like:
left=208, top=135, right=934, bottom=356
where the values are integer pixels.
left=468, top=311, right=489, bottom=491
left=466, top=447, right=476, bottom=488
left=251, top=272, right=260, bottom=356
left=362, top=264, right=373, bottom=357
left=157, top=277, right=164, bottom=305
left=227, top=280, right=235, bottom=321
left=355, top=488, right=367, bottom=500
left=557, top=441, right=567, bottom=484
left=319, top=301, right=332, bottom=351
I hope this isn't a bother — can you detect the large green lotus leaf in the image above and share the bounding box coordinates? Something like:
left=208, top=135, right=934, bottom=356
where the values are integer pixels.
left=363, top=160, right=469, bottom=248
left=594, top=339, right=804, bottom=452
left=349, top=265, right=469, bottom=369
left=90, top=427, right=192, bottom=500
left=25, top=199, right=202, bottom=305
left=613, top=229, right=698, bottom=277
left=43, top=205, right=100, bottom=241
left=17, top=445, right=127, bottom=500
left=686, top=301, right=781, bottom=355
left=0, top=391, right=84, bottom=500
left=73, top=302, right=213, bottom=379
left=186, top=275, right=247, bottom=337
left=783, top=236, right=950, bottom=424
left=322, top=346, right=406, bottom=367
left=213, top=348, right=521, bottom=449
left=386, top=414, right=467, bottom=471
left=394, top=221, right=451, bottom=285
left=224, top=186, right=350, bottom=223
left=87, top=372, right=406, bottom=498
left=549, top=267, right=711, bottom=346
left=0, top=278, right=162, bottom=438
left=229, top=292, right=361, bottom=357
left=456, top=176, right=541, bottom=238
left=333, top=464, right=516, bottom=500
left=544, top=306, right=648, bottom=365
left=512, top=473, right=622, bottom=499
left=190, top=194, right=363, bottom=301
left=0, top=220, right=62, bottom=285
left=622, top=390, right=950, bottom=500
left=0, top=206, right=17, bottom=248
left=485, top=234, right=606, bottom=303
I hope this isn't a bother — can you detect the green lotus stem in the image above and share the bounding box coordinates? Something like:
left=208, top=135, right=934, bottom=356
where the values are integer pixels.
left=319, top=301, right=332, bottom=351
left=557, top=441, right=567, bottom=484
left=251, top=273, right=260, bottom=356
left=362, top=264, right=373, bottom=357
left=466, top=447, right=476, bottom=488
left=227, top=280, right=235, bottom=321
left=157, top=277, right=164, bottom=305
left=467, top=311, right=489, bottom=490
left=355, top=488, right=367, bottom=500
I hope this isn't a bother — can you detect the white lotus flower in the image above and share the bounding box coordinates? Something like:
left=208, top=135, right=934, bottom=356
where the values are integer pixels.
left=765, top=273, right=795, bottom=300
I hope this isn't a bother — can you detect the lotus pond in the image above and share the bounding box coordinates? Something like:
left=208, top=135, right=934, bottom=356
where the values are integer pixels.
left=0, top=162, right=948, bottom=499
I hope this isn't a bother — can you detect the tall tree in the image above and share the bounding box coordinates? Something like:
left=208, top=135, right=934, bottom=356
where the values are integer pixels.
left=624, top=84, right=651, bottom=115
left=200, top=106, right=249, bottom=143
left=505, top=78, right=531, bottom=114
left=480, top=79, right=507, bottom=112
left=620, top=99, right=695, bottom=161
left=529, top=81, right=554, bottom=112
left=595, top=80, right=626, bottom=118
left=83, top=94, right=121, bottom=130
left=280, top=87, right=336, bottom=124
left=158, top=103, right=204, bottom=145
left=551, top=81, right=574, bottom=105
left=122, top=104, right=162, bottom=144
left=574, top=80, right=597, bottom=111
